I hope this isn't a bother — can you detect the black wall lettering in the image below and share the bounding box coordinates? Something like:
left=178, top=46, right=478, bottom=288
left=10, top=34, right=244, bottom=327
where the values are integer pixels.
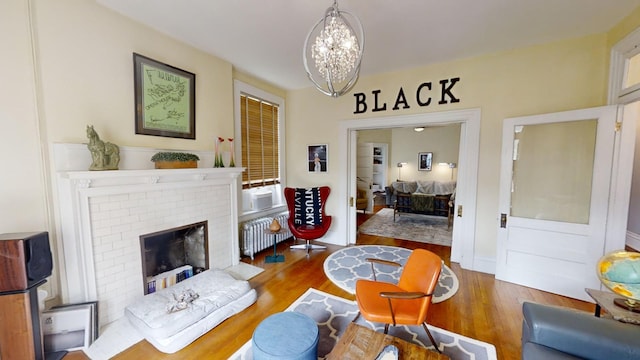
left=438, top=77, right=460, bottom=104
left=372, top=90, right=387, bottom=112
left=353, top=93, right=367, bottom=114
left=416, top=82, right=432, bottom=106
left=392, top=87, right=410, bottom=110
left=353, top=78, right=461, bottom=114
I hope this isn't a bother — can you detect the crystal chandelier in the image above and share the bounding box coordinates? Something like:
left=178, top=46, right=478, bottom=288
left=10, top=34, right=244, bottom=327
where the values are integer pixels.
left=303, top=1, right=365, bottom=97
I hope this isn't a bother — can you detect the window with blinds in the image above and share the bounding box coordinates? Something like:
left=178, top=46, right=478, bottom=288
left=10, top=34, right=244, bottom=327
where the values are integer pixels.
left=240, top=94, right=280, bottom=188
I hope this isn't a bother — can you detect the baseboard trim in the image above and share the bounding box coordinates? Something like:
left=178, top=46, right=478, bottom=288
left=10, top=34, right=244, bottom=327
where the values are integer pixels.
left=472, top=256, right=496, bottom=275
left=626, top=231, right=640, bottom=251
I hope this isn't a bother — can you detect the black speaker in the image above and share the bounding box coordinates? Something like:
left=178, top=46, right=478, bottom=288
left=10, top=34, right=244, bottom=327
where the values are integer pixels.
left=0, top=232, right=53, bottom=293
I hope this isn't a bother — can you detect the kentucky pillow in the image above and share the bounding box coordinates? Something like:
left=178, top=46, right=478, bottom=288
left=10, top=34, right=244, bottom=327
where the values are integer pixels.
left=293, top=188, right=323, bottom=226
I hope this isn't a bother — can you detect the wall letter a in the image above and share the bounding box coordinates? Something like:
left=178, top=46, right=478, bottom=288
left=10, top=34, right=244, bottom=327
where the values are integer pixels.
left=392, top=87, right=410, bottom=110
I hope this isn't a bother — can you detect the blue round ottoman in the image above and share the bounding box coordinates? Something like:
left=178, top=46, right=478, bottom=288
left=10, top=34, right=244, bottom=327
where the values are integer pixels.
left=252, top=312, right=319, bottom=360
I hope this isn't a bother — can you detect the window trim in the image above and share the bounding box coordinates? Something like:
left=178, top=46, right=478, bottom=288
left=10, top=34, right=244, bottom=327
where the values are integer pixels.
left=609, top=26, right=640, bottom=105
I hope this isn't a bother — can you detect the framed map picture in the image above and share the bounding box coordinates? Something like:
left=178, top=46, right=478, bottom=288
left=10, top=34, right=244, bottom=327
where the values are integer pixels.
left=133, top=53, right=196, bottom=139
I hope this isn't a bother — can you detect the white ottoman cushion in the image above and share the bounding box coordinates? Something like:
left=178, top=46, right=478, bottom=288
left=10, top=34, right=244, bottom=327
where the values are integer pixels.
left=125, top=269, right=256, bottom=353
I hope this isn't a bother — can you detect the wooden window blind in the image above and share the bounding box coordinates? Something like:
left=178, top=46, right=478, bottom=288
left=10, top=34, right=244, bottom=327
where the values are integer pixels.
left=240, top=94, right=280, bottom=188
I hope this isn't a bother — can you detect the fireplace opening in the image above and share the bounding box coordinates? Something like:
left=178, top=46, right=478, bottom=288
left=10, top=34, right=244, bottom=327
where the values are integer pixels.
left=140, top=221, right=208, bottom=294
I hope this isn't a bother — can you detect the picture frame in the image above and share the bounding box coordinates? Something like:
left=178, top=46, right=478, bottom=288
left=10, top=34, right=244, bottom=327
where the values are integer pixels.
left=418, top=152, right=433, bottom=171
left=51, top=301, right=99, bottom=342
left=41, top=301, right=98, bottom=352
left=308, top=144, right=328, bottom=173
left=133, top=53, right=196, bottom=139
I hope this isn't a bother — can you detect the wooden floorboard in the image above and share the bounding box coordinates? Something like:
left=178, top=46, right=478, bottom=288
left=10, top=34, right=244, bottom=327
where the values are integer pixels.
left=64, top=208, right=596, bottom=360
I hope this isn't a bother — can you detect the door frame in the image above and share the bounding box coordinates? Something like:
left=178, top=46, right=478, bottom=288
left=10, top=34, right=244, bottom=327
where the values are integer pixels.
left=609, top=27, right=640, bottom=251
left=339, top=108, right=481, bottom=269
left=606, top=103, right=637, bottom=253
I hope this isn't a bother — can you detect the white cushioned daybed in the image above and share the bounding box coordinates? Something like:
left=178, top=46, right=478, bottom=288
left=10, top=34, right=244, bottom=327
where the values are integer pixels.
left=125, top=269, right=257, bottom=353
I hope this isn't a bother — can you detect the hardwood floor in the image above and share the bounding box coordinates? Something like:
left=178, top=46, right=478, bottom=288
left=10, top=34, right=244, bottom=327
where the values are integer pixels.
left=65, top=207, right=595, bottom=360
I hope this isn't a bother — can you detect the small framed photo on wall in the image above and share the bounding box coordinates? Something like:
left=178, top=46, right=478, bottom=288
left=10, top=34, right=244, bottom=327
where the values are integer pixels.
left=308, top=144, right=328, bottom=173
left=418, top=152, right=433, bottom=171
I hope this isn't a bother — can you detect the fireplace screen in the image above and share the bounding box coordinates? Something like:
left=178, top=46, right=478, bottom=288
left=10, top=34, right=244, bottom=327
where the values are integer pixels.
left=140, top=221, right=208, bottom=294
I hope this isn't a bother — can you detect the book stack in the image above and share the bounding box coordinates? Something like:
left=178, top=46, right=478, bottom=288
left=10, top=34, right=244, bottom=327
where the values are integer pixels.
left=146, top=265, right=194, bottom=294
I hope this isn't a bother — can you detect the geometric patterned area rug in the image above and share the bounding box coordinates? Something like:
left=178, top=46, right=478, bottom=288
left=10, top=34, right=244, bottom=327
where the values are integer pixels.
left=359, top=207, right=452, bottom=246
left=323, top=245, right=459, bottom=303
left=228, top=288, right=497, bottom=360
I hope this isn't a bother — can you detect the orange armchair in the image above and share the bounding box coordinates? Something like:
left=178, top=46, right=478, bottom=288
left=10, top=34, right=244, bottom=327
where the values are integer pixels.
left=354, top=249, right=443, bottom=353
left=284, top=186, right=332, bottom=255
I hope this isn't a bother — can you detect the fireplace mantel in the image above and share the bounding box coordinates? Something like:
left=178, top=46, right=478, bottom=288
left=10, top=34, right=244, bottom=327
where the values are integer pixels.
left=60, top=167, right=243, bottom=188
left=54, top=160, right=244, bottom=325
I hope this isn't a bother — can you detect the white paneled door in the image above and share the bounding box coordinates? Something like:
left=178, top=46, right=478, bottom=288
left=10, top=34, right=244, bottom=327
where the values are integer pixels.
left=495, top=106, right=619, bottom=301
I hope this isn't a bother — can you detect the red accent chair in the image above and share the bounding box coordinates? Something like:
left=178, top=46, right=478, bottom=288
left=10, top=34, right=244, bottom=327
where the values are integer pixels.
left=284, top=186, right=332, bottom=255
left=354, top=249, right=443, bottom=353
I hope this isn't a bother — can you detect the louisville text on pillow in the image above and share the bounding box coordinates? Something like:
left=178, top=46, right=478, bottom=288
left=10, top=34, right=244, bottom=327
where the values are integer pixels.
left=293, top=187, right=323, bottom=226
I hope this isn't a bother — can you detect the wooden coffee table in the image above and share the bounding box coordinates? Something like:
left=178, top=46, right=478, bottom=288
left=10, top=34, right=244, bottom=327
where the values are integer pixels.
left=326, top=323, right=450, bottom=360
left=585, top=288, right=640, bottom=325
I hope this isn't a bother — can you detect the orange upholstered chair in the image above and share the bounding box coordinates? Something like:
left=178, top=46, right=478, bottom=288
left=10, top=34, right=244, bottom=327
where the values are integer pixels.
left=354, top=249, right=443, bottom=353
left=284, top=186, right=332, bottom=255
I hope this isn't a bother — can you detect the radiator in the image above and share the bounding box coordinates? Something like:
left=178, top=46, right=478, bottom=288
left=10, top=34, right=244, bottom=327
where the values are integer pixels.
left=241, top=211, right=291, bottom=259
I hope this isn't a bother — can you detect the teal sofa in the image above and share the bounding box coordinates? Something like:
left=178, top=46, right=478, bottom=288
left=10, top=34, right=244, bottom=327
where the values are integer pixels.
left=522, top=302, right=640, bottom=359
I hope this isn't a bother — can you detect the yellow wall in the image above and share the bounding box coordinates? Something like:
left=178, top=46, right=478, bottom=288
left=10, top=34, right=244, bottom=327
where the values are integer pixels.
left=0, top=0, right=283, bottom=229
left=0, top=0, right=281, bottom=299
left=233, top=70, right=287, bottom=100
left=0, top=0, right=48, bottom=232
left=3, top=0, right=640, bottom=289
left=287, top=33, right=610, bottom=259
left=390, top=126, right=461, bottom=183
left=35, top=0, right=234, bottom=149
left=608, top=5, right=640, bottom=48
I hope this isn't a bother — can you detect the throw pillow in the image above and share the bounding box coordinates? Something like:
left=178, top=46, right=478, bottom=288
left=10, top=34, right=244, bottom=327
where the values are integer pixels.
left=392, top=182, right=405, bottom=193
left=416, top=180, right=434, bottom=194
left=434, top=180, right=456, bottom=195
left=293, top=188, right=323, bottom=226
left=403, top=181, right=418, bottom=194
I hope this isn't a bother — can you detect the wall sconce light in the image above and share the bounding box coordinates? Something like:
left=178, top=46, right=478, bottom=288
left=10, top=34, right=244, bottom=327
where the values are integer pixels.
left=397, top=162, right=407, bottom=181
left=414, top=127, right=425, bottom=132
left=438, top=162, right=457, bottom=179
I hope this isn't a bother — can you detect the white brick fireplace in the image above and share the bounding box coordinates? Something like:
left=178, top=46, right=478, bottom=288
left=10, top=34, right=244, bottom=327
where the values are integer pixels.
left=53, top=144, right=242, bottom=326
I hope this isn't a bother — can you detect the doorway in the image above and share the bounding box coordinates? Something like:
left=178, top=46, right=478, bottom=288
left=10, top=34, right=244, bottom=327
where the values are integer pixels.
left=340, top=109, right=481, bottom=269
left=356, top=126, right=459, bottom=244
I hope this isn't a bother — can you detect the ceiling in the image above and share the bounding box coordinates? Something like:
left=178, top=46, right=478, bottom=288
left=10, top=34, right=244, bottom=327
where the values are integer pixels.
left=96, top=0, right=640, bottom=91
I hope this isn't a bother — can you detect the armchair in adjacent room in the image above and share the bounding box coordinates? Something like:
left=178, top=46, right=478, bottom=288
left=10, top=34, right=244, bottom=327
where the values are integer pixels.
left=284, top=186, right=332, bottom=256
left=356, top=188, right=369, bottom=214
left=353, top=249, right=443, bottom=353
